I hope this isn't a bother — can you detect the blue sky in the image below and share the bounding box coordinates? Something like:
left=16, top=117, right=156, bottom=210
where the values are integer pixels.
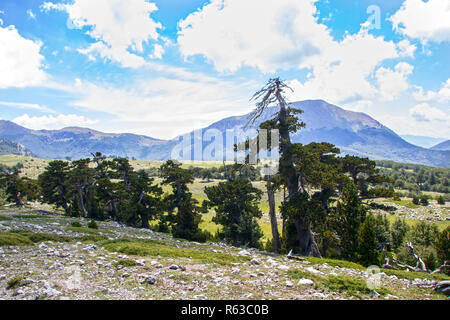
left=0, top=0, right=449, bottom=139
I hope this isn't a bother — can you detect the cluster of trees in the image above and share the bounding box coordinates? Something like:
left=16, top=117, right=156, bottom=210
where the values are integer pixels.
left=143, top=164, right=262, bottom=182
left=377, top=160, right=450, bottom=195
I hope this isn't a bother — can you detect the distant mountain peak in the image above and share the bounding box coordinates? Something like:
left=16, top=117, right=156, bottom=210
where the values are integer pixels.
left=430, top=140, right=450, bottom=151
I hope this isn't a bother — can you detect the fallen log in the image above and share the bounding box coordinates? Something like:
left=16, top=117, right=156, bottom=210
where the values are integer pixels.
left=287, top=249, right=306, bottom=261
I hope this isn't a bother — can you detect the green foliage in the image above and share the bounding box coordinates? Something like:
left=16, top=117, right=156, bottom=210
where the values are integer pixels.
left=409, top=221, right=439, bottom=246
left=112, top=259, right=138, bottom=268
left=434, top=226, right=449, bottom=265
left=0, top=232, right=33, bottom=246
left=87, top=220, right=98, bottom=229
left=324, top=275, right=388, bottom=297
left=66, top=226, right=110, bottom=234
left=288, top=269, right=391, bottom=297
left=334, top=181, right=366, bottom=260
left=437, top=195, right=445, bottom=205
left=420, top=195, right=429, bottom=206
left=381, top=268, right=450, bottom=282
left=205, top=178, right=263, bottom=248
left=374, top=214, right=392, bottom=250
left=0, top=230, right=76, bottom=246
left=376, top=160, right=450, bottom=194
left=38, top=154, right=164, bottom=229
left=356, top=214, right=380, bottom=267
left=171, top=196, right=208, bottom=242
left=102, top=238, right=251, bottom=265
left=71, top=221, right=82, bottom=228
left=391, top=218, right=409, bottom=249
left=38, top=160, right=70, bottom=210
left=412, top=195, right=420, bottom=205
left=0, top=168, right=39, bottom=206
left=6, top=276, right=25, bottom=290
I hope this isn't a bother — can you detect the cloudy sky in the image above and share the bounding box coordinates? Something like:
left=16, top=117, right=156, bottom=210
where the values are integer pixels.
left=0, top=0, right=449, bottom=140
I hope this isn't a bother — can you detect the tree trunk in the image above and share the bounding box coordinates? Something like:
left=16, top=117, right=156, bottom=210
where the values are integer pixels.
left=267, top=183, right=281, bottom=253
left=294, top=216, right=322, bottom=257
left=77, top=186, right=87, bottom=217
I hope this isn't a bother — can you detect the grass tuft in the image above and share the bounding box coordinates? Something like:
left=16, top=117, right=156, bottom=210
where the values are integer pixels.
left=113, top=259, right=138, bottom=268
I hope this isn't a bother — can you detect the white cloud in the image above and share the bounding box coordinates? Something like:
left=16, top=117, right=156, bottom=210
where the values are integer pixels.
left=378, top=112, right=450, bottom=138
left=286, top=30, right=398, bottom=104
left=70, top=77, right=257, bottom=139
left=413, top=78, right=450, bottom=102
left=437, top=79, right=450, bottom=102
left=0, top=25, right=46, bottom=88
left=42, top=0, right=162, bottom=68
left=27, top=9, right=36, bottom=20
left=390, top=0, right=450, bottom=43
left=0, top=101, right=55, bottom=113
left=397, top=39, right=416, bottom=57
left=178, top=0, right=329, bottom=73
left=410, top=103, right=449, bottom=122
left=375, top=62, right=414, bottom=101
left=149, top=44, right=165, bottom=60
left=12, top=114, right=98, bottom=130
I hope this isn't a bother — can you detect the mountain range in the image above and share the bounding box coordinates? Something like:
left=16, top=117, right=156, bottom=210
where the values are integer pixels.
left=0, top=100, right=448, bottom=168
left=430, top=140, right=450, bottom=151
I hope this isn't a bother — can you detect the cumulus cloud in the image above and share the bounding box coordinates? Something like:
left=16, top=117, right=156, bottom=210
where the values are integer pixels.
left=410, top=103, right=449, bottom=122
left=42, top=0, right=162, bottom=68
left=0, top=25, right=46, bottom=88
left=390, top=0, right=450, bottom=43
left=12, top=114, right=98, bottom=130
left=178, top=0, right=400, bottom=105
left=413, top=79, right=450, bottom=102
left=178, top=0, right=329, bottom=73
left=375, top=62, right=414, bottom=101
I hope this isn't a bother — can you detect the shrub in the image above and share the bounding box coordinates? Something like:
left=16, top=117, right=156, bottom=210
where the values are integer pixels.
left=412, top=195, right=420, bottom=205
left=6, top=276, right=24, bottom=290
left=112, top=259, right=138, bottom=268
left=71, top=221, right=82, bottom=228
left=87, top=220, right=98, bottom=229
left=420, top=195, right=429, bottom=206
left=437, top=195, right=445, bottom=205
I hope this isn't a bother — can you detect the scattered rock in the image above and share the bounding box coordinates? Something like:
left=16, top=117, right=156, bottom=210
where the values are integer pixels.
left=297, top=278, right=314, bottom=286
left=238, top=250, right=251, bottom=257
left=231, top=267, right=240, bottom=274
left=140, top=276, right=156, bottom=285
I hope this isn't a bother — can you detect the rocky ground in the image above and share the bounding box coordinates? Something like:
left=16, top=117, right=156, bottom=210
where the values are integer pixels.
left=0, top=207, right=448, bottom=300
left=374, top=199, right=449, bottom=222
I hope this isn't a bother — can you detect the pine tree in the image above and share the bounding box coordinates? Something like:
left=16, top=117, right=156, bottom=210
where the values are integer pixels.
left=205, top=178, right=263, bottom=248
left=356, top=214, right=380, bottom=267
left=335, top=181, right=366, bottom=260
